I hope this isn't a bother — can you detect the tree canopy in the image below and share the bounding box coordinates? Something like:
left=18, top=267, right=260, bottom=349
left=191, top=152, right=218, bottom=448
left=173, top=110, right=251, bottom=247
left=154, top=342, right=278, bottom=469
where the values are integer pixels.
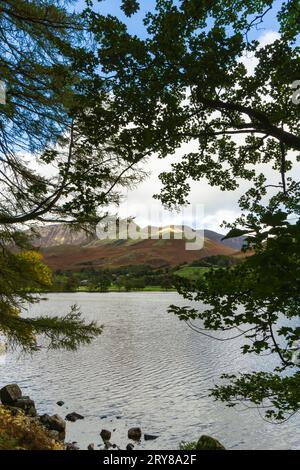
left=0, top=1, right=142, bottom=351
left=1, top=0, right=300, bottom=419
left=85, top=0, right=300, bottom=420
left=0, top=0, right=143, bottom=227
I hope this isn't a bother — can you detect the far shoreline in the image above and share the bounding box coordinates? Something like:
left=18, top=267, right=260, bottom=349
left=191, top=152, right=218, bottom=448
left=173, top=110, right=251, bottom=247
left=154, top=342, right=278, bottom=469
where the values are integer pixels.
left=39, top=287, right=178, bottom=294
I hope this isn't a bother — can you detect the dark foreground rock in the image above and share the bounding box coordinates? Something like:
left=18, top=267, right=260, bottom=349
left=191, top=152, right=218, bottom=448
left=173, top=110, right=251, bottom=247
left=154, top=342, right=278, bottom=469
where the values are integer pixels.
left=0, top=384, right=69, bottom=448
left=66, top=442, right=79, bottom=450
left=128, top=427, right=142, bottom=441
left=196, top=435, right=225, bottom=450
left=87, top=443, right=95, bottom=450
left=0, top=405, right=65, bottom=450
left=126, top=443, right=134, bottom=450
left=13, top=396, right=37, bottom=417
left=39, top=414, right=66, bottom=442
left=40, top=413, right=66, bottom=440
left=0, top=385, right=37, bottom=416
left=65, top=412, right=84, bottom=422
left=0, top=384, right=22, bottom=404
left=100, top=429, right=112, bottom=442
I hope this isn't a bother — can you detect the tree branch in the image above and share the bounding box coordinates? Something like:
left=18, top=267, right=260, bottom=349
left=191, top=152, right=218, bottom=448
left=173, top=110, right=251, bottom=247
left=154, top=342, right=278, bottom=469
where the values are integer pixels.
left=199, top=96, right=300, bottom=150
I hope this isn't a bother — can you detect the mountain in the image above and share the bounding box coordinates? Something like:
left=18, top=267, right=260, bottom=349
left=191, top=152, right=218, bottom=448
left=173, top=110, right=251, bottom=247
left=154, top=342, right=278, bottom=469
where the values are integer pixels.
left=30, top=223, right=242, bottom=271
left=203, top=229, right=245, bottom=251
left=31, top=223, right=245, bottom=249
left=31, top=224, right=94, bottom=247
left=40, top=238, right=237, bottom=271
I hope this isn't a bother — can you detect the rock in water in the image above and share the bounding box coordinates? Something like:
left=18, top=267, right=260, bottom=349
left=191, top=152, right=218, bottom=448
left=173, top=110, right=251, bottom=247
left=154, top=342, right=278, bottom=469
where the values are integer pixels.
left=144, top=434, right=159, bottom=441
left=0, top=384, right=22, bottom=404
left=56, top=401, right=64, bottom=407
left=128, top=427, right=142, bottom=441
left=65, top=412, right=84, bottom=422
left=196, top=435, right=225, bottom=450
left=100, top=429, right=112, bottom=442
left=126, top=443, right=134, bottom=451
left=87, top=443, right=95, bottom=450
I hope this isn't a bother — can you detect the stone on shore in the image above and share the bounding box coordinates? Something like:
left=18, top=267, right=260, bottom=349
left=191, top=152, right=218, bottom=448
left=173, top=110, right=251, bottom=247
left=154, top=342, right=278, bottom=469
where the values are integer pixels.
left=13, top=397, right=37, bottom=417
left=40, top=414, right=66, bottom=433
left=0, top=384, right=22, bottom=405
left=0, top=384, right=37, bottom=416
left=128, top=427, right=142, bottom=441
left=65, top=412, right=84, bottom=422
left=196, top=435, right=225, bottom=450
left=66, top=442, right=79, bottom=450
left=39, top=414, right=66, bottom=441
left=100, top=429, right=111, bottom=442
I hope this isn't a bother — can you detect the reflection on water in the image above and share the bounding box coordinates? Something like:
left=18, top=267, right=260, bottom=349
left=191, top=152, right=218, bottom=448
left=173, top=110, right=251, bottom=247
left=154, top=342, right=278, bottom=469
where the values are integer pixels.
left=1, top=292, right=300, bottom=449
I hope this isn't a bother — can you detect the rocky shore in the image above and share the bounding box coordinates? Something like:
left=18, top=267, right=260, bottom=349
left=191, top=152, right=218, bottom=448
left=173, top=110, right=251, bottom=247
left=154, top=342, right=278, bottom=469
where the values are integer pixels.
left=0, top=383, right=225, bottom=451
left=0, top=384, right=67, bottom=450
left=0, top=383, right=153, bottom=450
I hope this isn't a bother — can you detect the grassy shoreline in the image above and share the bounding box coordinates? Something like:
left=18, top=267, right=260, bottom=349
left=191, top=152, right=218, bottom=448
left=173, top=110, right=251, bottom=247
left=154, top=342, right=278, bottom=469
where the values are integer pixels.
left=43, top=286, right=177, bottom=293
left=39, top=266, right=210, bottom=294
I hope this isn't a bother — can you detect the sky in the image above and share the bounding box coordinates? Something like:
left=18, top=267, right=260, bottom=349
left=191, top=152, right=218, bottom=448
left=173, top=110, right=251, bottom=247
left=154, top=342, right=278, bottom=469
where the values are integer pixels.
left=75, top=0, right=282, bottom=38
left=73, top=1, right=291, bottom=233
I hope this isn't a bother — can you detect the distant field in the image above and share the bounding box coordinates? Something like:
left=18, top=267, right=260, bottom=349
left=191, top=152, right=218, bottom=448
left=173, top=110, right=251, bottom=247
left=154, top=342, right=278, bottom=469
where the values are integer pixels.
left=174, top=266, right=211, bottom=280
left=78, top=285, right=176, bottom=292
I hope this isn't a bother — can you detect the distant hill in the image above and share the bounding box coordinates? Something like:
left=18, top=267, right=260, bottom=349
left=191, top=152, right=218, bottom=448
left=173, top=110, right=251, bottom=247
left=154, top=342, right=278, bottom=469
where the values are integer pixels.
left=30, top=224, right=94, bottom=247
left=31, top=223, right=245, bottom=249
left=203, top=229, right=245, bottom=251
left=30, top=223, right=243, bottom=271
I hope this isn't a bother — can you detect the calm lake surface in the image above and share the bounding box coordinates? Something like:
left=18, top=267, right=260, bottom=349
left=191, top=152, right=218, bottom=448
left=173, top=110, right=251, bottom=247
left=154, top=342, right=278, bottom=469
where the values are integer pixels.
left=1, top=292, right=300, bottom=449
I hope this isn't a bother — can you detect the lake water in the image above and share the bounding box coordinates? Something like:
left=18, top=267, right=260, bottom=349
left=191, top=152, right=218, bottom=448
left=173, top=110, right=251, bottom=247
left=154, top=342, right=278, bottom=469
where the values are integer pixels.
left=1, top=292, right=300, bottom=450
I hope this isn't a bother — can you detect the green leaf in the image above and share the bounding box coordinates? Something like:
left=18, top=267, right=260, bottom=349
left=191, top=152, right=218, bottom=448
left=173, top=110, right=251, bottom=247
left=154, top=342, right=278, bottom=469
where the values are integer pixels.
left=260, top=211, right=288, bottom=227
left=120, top=0, right=140, bottom=17
left=222, top=228, right=250, bottom=240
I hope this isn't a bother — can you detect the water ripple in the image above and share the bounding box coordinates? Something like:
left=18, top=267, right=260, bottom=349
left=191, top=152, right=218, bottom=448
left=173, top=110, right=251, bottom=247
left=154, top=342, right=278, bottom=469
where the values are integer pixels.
left=1, top=292, right=300, bottom=450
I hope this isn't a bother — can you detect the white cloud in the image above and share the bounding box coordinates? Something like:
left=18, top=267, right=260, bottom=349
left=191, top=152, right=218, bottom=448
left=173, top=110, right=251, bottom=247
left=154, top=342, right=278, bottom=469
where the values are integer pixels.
left=121, top=29, right=299, bottom=233
left=203, top=210, right=240, bottom=233
left=239, top=30, right=281, bottom=75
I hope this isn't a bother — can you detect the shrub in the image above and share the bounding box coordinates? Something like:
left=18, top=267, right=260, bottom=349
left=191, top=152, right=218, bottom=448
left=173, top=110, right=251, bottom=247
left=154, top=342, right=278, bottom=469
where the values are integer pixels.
left=0, top=406, right=64, bottom=450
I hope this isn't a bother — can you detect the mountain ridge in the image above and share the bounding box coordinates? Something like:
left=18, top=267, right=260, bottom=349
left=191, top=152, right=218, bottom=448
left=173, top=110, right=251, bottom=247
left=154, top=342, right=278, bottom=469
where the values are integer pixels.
left=31, top=222, right=245, bottom=250
left=30, top=223, right=245, bottom=271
